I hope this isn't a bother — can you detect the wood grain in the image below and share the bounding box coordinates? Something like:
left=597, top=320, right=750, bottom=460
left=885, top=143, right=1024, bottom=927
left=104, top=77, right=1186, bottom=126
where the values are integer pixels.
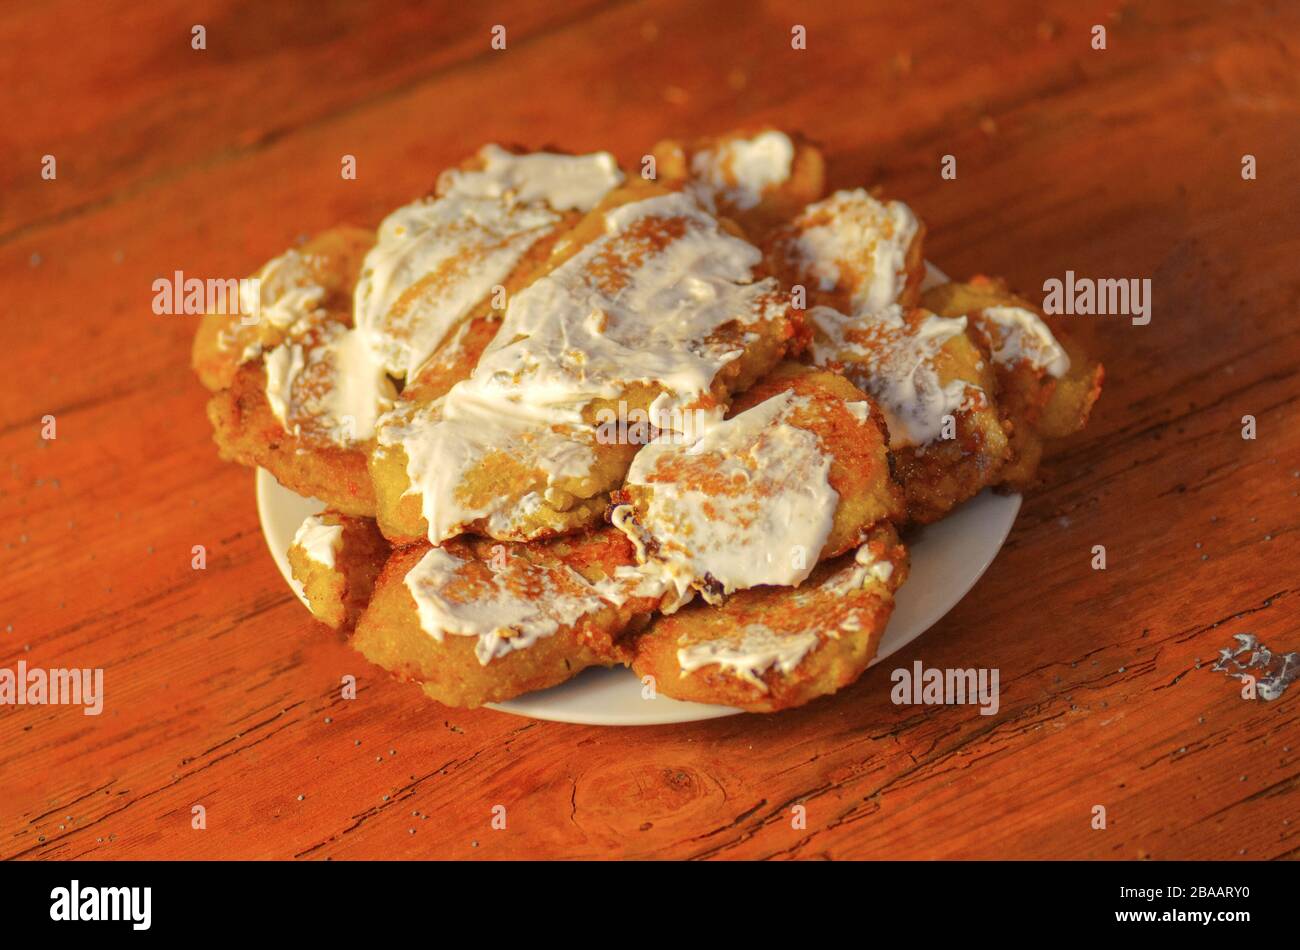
left=2, top=0, right=1298, bottom=860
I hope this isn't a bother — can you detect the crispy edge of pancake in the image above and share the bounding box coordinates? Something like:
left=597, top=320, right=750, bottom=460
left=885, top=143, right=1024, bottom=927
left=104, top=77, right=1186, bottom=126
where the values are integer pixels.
left=351, top=528, right=656, bottom=708
left=207, top=361, right=377, bottom=516
left=890, top=316, right=1012, bottom=523
left=922, top=277, right=1104, bottom=491
left=287, top=512, right=390, bottom=631
left=191, top=227, right=375, bottom=393
left=629, top=523, right=908, bottom=712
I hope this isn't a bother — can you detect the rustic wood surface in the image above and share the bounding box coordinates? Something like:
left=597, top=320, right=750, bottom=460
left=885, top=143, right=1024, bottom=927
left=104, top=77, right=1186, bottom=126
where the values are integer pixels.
left=2, top=0, right=1298, bottom=860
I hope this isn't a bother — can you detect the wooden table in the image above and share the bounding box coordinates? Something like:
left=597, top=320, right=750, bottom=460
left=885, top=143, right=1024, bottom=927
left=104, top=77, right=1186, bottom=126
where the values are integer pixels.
left=3, top=0, right=1297, bottom=861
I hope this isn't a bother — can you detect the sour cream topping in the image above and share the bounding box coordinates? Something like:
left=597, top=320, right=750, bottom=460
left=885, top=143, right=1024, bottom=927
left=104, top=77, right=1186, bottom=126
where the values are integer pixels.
left=437, top=144, right=624, bottom=213
left=219, top=247, right=333, bottom=362
left=808, top=304, right=975, bottom=448
left=673, top=535, right=902, bottom=689
left=974, top=305, right=1071, bottom=377
left=688, top=130, right=795, bottom=212
left=291, top=514, right=344, bottom=569
left=352, top=147, right=623, bottom=381
left=677, top=623, right=820, bottom=691
left=611, top=390, right=837, bottom=603
left=821, top=539, right=898, bottom=595
left=351, top=197, right=560, bottom=380
left=384, top=190, right=787, bottom=543
left=263, top=321, right=395, bottom=446
left=403, top=545, right=610, bottom=665
left=785, top=188, right=919, bottom=315
left=238, top=248, right=330, bottom=335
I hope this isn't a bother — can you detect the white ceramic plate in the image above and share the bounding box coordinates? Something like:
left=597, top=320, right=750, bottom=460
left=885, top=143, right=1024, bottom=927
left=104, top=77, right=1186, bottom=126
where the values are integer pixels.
left=256, top=469, right=1020, bottom=726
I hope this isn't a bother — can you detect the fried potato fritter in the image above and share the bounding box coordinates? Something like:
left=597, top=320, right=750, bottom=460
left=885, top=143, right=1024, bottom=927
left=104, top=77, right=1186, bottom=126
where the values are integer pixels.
left=287, top=511, right=390, bottom=630
left=609, top=362, right=904, bottom=605
left=923, top=277, right=1104, bottom=490
left=630, top=523, right=908, bottom=712
left=767, top=190, right=1013, bottom=522
left=797, top=304, right=1011, bottom=523
left=351, top=528, right=662, bottom=707
left=651, top=128, right=827, bottom=237
left=207, top=362, right=379, bottom=515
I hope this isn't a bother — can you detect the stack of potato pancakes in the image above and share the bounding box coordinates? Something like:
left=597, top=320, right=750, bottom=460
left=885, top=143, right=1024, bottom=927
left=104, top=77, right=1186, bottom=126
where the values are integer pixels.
left=193, top=131, right=1102, bottom=713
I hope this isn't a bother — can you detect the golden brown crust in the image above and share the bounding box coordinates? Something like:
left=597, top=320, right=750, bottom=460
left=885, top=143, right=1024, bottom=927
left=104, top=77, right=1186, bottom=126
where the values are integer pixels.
left=287, top=512, right=390, bottom=630
left=922, top=277, right=1104, bottom=492
left=630, top=523, right=908, bottom=712
left=351, top=528, right=658, bottom=708
left=207, top=362, right=377, bottom=516
left=191, top=227, right=374, bottom=392
left=651, top=128, right=827, bottom=238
